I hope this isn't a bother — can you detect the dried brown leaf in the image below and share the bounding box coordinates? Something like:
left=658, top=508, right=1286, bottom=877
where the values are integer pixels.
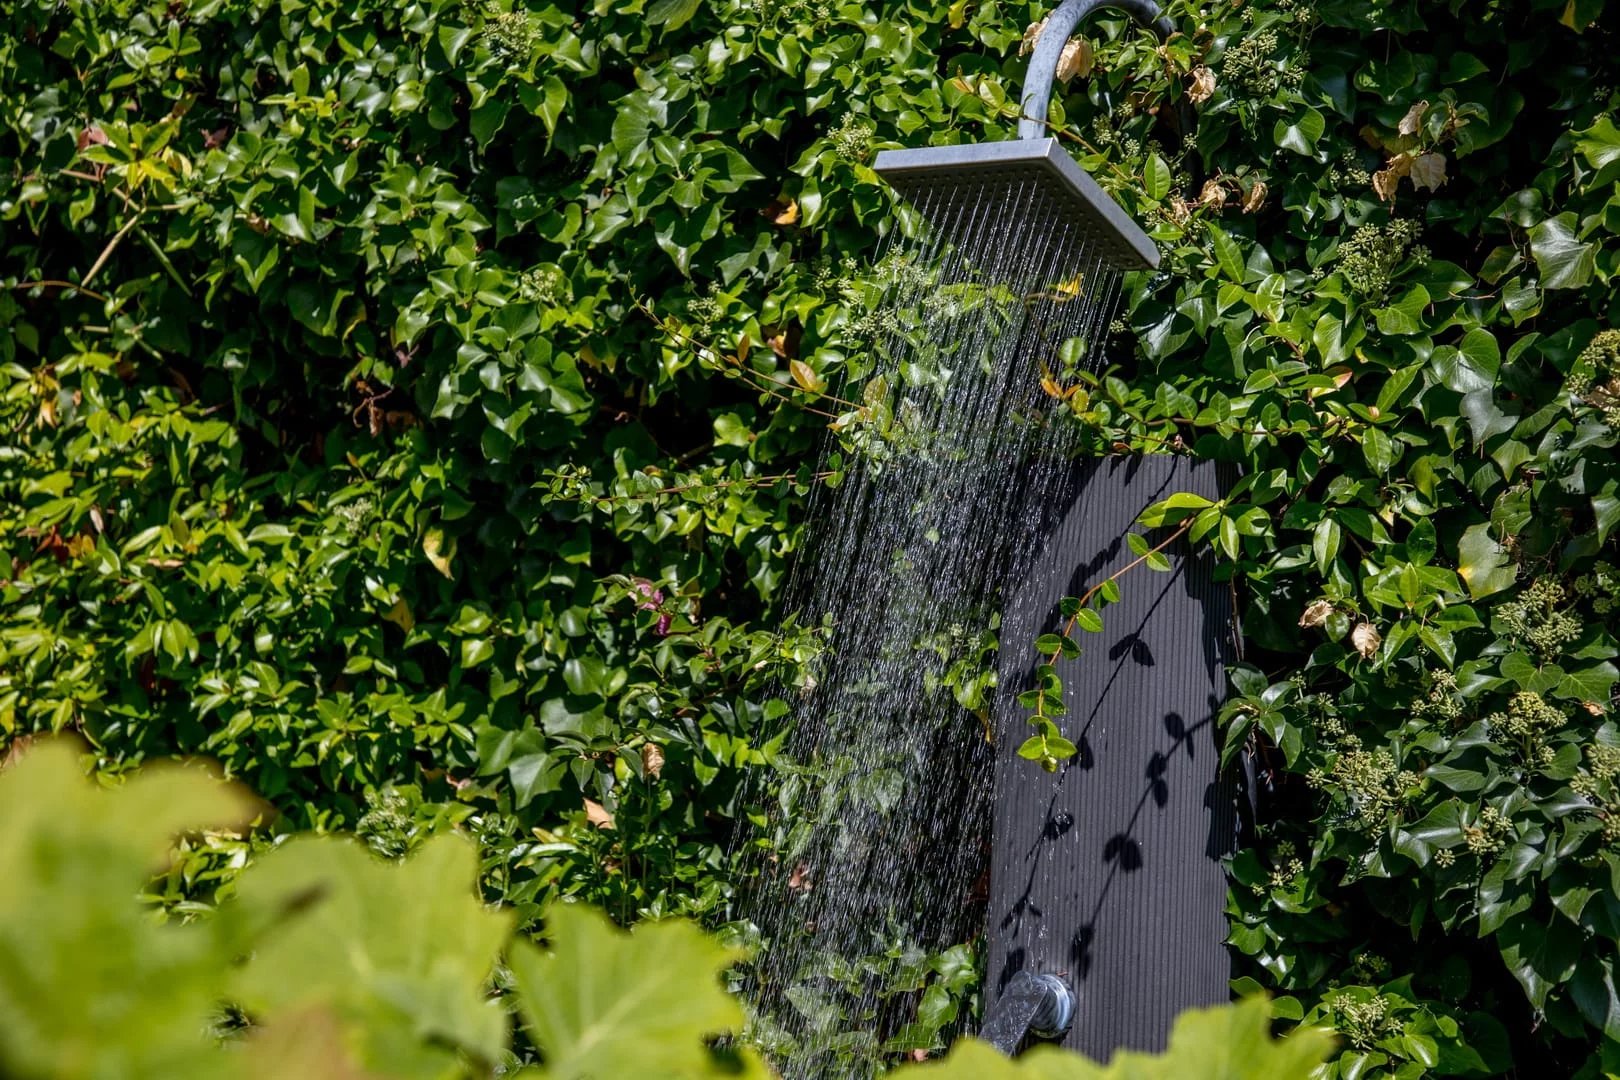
left=382, top=597, right=414, bottom=633
left=1055, top=38, right=1094, bottom=83
left=1351, top=622, right=1382, bottom=659
left=1197, top=179, right=1227, bottom=210
left=1241, top=180, right=1267, bottom=213
left=1371, top=153, right=1413, bottom=202
left=584, top=798, right=616, bottom=829
left=641, top=742, right=665, bottom=779
left=1410, top=151, right=1447, bottom=192
left=1188, top=66, right=1216, bottom=105
left=1020, top=18, right=1046, bottom=56
left=1299, top=599, right=1335, bottom=628
left=1397, top=100, right=1430, bottom=137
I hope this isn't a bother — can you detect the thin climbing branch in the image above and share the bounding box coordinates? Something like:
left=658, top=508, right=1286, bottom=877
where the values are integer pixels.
left=4, top=280, right=109, bottom=302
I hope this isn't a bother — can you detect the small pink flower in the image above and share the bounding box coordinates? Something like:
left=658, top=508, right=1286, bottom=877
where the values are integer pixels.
left=631, top=578, right=664, bottom=611
left=655, top=614, right=672, bottom=637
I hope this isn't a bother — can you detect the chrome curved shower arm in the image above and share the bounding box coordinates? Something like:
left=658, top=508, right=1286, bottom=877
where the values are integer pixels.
left=1017, top=0, right=1174, bottom=140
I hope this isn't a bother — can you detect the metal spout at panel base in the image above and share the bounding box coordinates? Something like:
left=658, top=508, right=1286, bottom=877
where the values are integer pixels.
left=978, top=971, right=1076, bottom=1055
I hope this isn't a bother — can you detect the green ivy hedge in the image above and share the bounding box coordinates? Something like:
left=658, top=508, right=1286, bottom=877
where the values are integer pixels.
left=6, top=0, right=1620, bottom=1073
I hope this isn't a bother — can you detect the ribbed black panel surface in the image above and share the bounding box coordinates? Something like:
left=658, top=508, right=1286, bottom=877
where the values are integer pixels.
left=989, top=455, right=1237, bottom=1060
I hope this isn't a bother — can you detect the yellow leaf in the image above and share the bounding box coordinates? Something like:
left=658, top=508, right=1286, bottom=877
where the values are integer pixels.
left=947, top=0, right=971, bottom=28
left=422, top=527, right=455, bottom=579
left=789, top=359, right=826, bottom=393
left=382, top=597, right=414, bottom=632
left=768, top=198, right=799, bottom=225
left=1197, top=179, right=1227, bottom=209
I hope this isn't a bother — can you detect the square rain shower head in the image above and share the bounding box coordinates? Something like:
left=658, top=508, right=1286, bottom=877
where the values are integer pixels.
left=872, top=137, right=1160, bottom=273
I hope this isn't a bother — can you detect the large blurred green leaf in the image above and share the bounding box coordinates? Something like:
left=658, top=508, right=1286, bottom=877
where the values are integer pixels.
left=509, top=902, right=766, bottom=1078
left=231, top=834, right=512, bottom=1078
left=0, top=740, right=252, bottom=1080
left=896, top=997, right=1332, bottom=1078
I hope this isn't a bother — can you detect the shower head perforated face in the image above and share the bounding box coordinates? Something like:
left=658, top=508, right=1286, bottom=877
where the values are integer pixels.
left=872, top=137, right=1160, bottom=272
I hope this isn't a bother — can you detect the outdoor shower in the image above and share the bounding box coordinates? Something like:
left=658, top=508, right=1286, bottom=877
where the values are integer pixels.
left=744, top=0, right=1234, bottom=1072
left=868, top=0, right=1238, bottom=1061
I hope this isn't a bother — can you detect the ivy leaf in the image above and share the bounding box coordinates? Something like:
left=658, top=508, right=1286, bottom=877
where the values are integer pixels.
left=1273, top=107, right=1325, bottom=156
left=1529, top=213, right=1596, bottom=289
left=509, top=904, right=760, bottom=1079
left=646, top=0, right=702, bottom=30
left=1394, top=801, right=1465, bottom=865
left=1373, top=284, right=1430, bottom=335
left=1456, top=523, right=1518, bottom=599
left=1576, top=114, right=1620, bottom=186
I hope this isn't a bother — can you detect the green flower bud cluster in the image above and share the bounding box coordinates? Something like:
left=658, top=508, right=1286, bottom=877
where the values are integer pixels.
left=751, top=0, right=832, bottom=25
left=1572, top=745, right=1620, bottom=843
left=1350, top=951, right=1389, bottom=982
left=1310, top=737, right=1417, bottom=833
left=1324, top=164, right=1372, bottom=190
left=848, top=306, right=901, bottom=343
left=480, top=4, right=540, bottom=63
left=1327, top=992, right=1398, bottom=1050
left=1434, top=847, right=1456, bottom=867
left=1574, top=560, right=1620, bottom=614
left=357, top=786, right=416, bottom=858
left=831, top=114, right=874, bottom=163
left=518, top=265, right=565, bottom=306
left=687, top=283, right=724, bottom=333
left=1335, top=219, right=1422, bottom=296
left=1266, top=856, right=1305, bottom=892
left=1487, top=690, right=1568, bottom=742
left=1464, top=805, right=1510, bottom=856
left=1568, top=329, right=1620, bottom=427
left=1496, top=579, right=1582, bottom=658
left=333, top=497, right=374, bottom=535
left=1413, top=669, right=1464, bottom=723
left=1221, top=29, right=1281, bottom=97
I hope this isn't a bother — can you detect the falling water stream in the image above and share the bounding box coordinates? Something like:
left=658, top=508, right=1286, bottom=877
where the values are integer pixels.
left=739, top=177, right=1131, bottom=1077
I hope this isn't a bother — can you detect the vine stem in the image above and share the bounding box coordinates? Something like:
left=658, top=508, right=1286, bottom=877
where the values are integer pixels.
left=587, top=470, right=837, bottom=506
left=1033, top=516, right=1196, bottom=722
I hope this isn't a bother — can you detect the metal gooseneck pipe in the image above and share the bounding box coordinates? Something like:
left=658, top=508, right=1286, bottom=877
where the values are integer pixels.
left=1017, top=0, right=1174, bottom=141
